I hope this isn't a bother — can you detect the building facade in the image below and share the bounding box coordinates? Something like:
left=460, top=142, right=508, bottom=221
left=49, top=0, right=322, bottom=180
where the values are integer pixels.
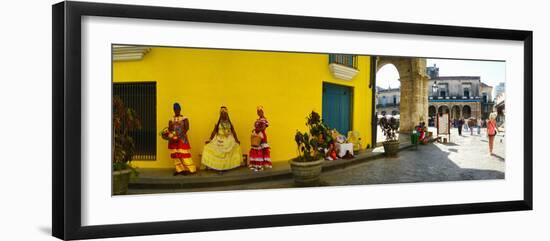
left=495, top=82, right=505, bottom=98
left=375, top=64, right=495, bottom=126
left=375, top=87, right=400, bottom=116
left=428, top=76, right=482, bottom=121
left=113, top=46, right=375, bottom=169
left=494, top=92, right=505, bottom=125
left=426, top=64, right=494, bottom=122
left=480, top=82, right=495, bottom=119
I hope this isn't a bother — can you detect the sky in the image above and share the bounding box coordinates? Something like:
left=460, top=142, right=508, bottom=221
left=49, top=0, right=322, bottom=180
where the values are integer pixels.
left=376, top=58, right=506, bottom=96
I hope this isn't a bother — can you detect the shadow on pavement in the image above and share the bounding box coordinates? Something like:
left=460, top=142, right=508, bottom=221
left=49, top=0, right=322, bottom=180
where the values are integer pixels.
left=492, top=153, right=505, bottom=161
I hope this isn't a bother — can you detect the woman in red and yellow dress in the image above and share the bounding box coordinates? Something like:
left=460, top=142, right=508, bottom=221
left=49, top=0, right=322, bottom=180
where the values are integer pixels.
left=166, top=103, right=196, bottom=175
left=248, top=106, right=272, bottom=171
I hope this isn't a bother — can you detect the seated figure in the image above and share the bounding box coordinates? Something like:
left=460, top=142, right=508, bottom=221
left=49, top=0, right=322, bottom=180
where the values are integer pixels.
left=416, top=122, right=429, bottom=145
left=201, top=106, right=242, bottom=172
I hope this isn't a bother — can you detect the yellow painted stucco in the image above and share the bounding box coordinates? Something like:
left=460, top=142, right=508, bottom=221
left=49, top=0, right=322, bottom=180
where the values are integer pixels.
left=113, top=47, right=374, bottom=169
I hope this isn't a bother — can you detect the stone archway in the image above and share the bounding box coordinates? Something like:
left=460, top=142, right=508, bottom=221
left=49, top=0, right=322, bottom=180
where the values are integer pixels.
left=451, top=105, right=461, bottom=120
left=438, top=105, right=450, bottom=114
left=428, top=105, right=436, bottom=117
left=377, top=57, right=429, bottom=133
left=462, top=105, right=472, bottom=119
left=428, top=105, right=436, bottom=127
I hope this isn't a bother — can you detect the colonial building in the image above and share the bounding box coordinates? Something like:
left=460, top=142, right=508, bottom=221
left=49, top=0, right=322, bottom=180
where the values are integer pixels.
left=375, top=87, right=400, bottom=116
left=494, top=92, right=505, bottom=125
left=427, top=64, right=494, bottom=122
left=480, top=82, right=495, bottom=119
left=495, top=82, right=505, bottom=98
left=375, top=64, right=495, bottom=126
left=428, top=76, right=482, bottom=120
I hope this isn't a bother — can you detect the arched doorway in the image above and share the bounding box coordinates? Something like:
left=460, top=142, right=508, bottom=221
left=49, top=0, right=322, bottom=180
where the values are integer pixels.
left=462, top=105, right=472, bottom=119
left=438, top=105, right=449, bottom=115
left=375, top=63, right=400, bottom=143
left=428, top=105, right=436, bottom=126
left=376, top=57, right=429, bottom=133
left=451, top=105, right=461, bottom=120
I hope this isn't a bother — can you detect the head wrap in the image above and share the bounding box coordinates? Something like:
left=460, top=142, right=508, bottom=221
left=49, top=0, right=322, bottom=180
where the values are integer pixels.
left=173, top=102, right=181, bottom=111
left=220, top=106, right=228, bottom=113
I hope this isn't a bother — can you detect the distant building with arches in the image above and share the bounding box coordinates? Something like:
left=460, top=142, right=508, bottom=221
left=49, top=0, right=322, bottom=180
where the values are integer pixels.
left=427, top=64, right=494, bottom=123
left=376, top=64, right=495, bottom=127
left=376, top=86, right=400, bottom=116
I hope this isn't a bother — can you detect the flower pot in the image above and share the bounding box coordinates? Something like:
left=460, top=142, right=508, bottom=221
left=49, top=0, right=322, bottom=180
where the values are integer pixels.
left=289, top=159, right=324, bottom=187
left=112, top=169, right=132, bottom=195
left=382, top=140, right=400, bottom=157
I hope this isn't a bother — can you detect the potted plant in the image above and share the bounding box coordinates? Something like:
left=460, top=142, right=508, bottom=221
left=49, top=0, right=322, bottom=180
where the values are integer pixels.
left=379, top=116, right=400, bottom=157
left=112, top=96, right=140, bottom=195
left=290, top=111, right=332, bottom=187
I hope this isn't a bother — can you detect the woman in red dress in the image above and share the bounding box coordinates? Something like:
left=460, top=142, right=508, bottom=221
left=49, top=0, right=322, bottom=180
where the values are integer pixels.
left=487, top=112, right=498, bottom=155
left=248, top=106, right=272, bottom=172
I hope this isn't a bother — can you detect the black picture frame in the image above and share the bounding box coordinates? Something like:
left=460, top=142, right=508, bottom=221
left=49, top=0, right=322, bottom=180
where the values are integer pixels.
left=52, top=1, right=533, bottom=240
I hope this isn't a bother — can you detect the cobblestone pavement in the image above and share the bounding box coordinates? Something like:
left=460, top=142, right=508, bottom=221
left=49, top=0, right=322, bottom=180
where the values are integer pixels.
left=129, top=127, right=505, bottom=194
left=324, top=127, right=505, bottom=186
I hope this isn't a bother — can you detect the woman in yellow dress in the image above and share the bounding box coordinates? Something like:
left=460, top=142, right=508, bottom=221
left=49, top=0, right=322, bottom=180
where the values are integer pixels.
left=201, top=106, right=242, bottom=172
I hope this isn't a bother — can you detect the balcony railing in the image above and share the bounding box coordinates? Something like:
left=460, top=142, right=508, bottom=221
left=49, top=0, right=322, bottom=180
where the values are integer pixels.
left=376, top=103, right=400, bottom=108
left=329, top=54, right=358, bottom=69
left=429, top=95, right=485, bottom=102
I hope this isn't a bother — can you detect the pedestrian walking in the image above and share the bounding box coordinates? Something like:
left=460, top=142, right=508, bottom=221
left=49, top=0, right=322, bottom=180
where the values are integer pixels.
left=487, top=112, right=498, bottom=155
left=457, top=118, right=464, bottom=136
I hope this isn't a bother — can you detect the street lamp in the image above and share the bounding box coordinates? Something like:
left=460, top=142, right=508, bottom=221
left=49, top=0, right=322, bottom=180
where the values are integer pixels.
left=432, top=81, right=438, bottom=97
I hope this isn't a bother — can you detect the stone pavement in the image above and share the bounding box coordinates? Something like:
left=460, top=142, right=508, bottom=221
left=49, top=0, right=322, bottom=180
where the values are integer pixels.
left=127, top=128, right=504, bottom=194
left=323, top=127, right=504, bottom=186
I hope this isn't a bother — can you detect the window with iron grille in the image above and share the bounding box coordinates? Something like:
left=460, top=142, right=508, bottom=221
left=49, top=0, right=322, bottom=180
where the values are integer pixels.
left=328, top=54, right=358, bottom=69
left=113, top=82, right=157, bottom=160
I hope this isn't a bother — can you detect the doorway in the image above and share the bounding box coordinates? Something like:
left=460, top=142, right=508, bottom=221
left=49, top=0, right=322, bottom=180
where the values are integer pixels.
left=322, top=83, right=352, bottom=135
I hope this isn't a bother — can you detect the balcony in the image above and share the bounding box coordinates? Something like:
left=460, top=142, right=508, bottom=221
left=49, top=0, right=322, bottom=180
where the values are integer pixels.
left=429, top=95, right=483, bottom=102
left=113, top=45, right=151, bottom=61
left=328, top=54, right=359, bottom=80
left=376, top=103, right=399, bottom=108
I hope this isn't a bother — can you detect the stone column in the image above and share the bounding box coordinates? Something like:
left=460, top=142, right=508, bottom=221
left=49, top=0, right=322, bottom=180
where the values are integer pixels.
left=377, top=57, right=429, bottom=134
left=399, top=59, right=429, bottom=133
left=473, top=102, right=482, bottom=119
left=399, top=74, right=414, bottom=133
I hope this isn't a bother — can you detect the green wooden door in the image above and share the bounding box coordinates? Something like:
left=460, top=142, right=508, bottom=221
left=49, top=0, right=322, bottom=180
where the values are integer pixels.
left=322, top=83, right=352, bottom=135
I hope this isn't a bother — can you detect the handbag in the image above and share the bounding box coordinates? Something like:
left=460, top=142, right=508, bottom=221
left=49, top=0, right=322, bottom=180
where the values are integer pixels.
left=488, top=122, right=497, bottom=136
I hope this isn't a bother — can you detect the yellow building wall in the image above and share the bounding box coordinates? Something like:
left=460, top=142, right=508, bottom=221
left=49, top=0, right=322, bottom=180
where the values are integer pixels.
left=113, top=47, right=373, bottom=169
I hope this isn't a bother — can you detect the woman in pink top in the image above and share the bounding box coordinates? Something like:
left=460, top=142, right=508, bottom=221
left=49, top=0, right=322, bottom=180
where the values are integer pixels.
left=487, top=112, right=498, bottom=155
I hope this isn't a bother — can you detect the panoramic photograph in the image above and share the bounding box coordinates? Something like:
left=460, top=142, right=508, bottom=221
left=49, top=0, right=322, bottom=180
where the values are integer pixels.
left=111, top=45, right=506, bottom=195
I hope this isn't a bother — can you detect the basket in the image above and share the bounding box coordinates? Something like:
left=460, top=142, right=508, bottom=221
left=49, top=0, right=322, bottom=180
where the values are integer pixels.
left=160, top=127, right=177, bottom=141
